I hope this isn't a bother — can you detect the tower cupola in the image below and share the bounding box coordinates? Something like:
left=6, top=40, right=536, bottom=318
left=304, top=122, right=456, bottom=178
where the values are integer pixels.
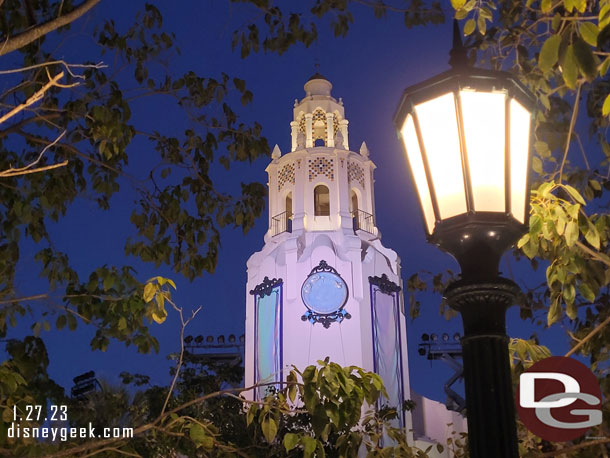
left=267, top=75, right=376, bottom=237
left=291, top=73, right=349, bottom=150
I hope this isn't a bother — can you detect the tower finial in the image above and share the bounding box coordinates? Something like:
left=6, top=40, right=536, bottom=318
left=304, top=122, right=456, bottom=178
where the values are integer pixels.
left=314, top=57, right=320, bottom=74
left=449, top=19, right=468, bottom=69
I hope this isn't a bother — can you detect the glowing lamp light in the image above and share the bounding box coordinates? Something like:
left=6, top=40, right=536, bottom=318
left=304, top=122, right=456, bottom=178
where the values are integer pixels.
left=394, top=65, right=535, bottom=279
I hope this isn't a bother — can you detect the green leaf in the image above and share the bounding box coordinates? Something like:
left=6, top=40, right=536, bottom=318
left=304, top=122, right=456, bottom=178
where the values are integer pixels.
left=566, top=203, right=580, bottom=220
left=601, top=4, right=610, bottom=29
left=561, top=44, right=578, bottom=89
left=585, top=221, right=600, bottom=249
left=56, top=315, right=67, bottom=330
left=573, top=37, right=597, bottom=79
left=541, top=0, right=552, bottom=13
left=517, top=233, right=530, bottom=249
left=302, top=436, right=317, bottom=458
left=602, top=94, right=610, bottom=117
left=532, top=156, right=543, bottom=174
left=450, top=0, right=466, bottom=9
left=578, top=282, right=597, bottom=302
left=539, top=34, right=561, bottom=72
left=601, top=57, right=610, bottom=77
left=190, top=423, right=213, bottom=449
left=477, top=15, right=486, bottom=35
left=261, top=416, right=277, bottom=443
left=564, top=283, right=575, bottom=304
left=464, top=19, right=475, bottom=36
left=118, top=317, right=127, bottom=331
left=563, top=184, right=586, bottom=205
left=565, top=221, right=579, bottom=247
left=522, top=237, right=539, bottom=259
left=547, top=298, right=562, bottom=326
left=579, top=22, right=599, bottom=47
left=2, top=408, right=12, bottom=423
left=143, top=282, right=156, bottom=302
left=529, top=214, right=542, bottom=234
left=284, top=433, right=300, bottom=452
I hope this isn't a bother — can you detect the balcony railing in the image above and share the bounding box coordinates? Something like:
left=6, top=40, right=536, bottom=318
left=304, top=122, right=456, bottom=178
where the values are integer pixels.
left=271, top=211, right=292, bottom=236
left=352, top=209, right=375, bottom=234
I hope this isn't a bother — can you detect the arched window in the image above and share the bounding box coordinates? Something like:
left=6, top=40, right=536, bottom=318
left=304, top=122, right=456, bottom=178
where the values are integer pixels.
left=314, top=185, right=330, bottom=216
left=350, top=190, right=359, bottom=215
left=285, top=193, right=293, bottom=219
left=314, top=138, right=326, bottom=147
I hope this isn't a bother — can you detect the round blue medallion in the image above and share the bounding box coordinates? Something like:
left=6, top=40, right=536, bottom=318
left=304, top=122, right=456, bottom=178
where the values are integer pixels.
left=301, top=271, right=348, bottom=315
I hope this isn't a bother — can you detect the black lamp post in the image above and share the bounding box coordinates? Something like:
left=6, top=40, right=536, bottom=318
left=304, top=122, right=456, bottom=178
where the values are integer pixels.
left=394, top=21, right=535, bottom=458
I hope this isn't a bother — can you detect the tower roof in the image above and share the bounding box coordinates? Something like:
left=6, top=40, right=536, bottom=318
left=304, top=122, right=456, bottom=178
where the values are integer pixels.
left=307, top=71, right=328, bottom=82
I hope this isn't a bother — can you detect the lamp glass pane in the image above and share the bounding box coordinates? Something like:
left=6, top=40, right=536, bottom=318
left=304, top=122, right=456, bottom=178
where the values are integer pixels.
left=415, top=93, right=467, bottom=220
left=400, top=114, right=435, bottom=234
left=510, top=99, right=531, bottom=223
left=460, top=90, right=506, bottom=212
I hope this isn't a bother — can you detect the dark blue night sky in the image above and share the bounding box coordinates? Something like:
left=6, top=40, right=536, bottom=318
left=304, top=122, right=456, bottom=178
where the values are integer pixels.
left=6, top=0, right=569, bottom=406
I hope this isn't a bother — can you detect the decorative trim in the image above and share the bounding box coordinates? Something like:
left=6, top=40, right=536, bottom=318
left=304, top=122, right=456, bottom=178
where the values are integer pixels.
left=301, top=309, right=351, bottom=329
left=250, top=277, right=283, bottom=298
left=347, top=161, right=365, bottom=189
left=369, top=274, right=401, bottom=295
left=308, top=157, right=334, bottom=181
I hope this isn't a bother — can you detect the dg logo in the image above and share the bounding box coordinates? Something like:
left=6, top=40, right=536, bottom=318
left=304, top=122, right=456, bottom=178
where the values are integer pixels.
left=516, top=356, right=603, bottom=442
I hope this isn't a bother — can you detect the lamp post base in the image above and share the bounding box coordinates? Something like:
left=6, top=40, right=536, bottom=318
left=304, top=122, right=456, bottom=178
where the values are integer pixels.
left=445, top=278, right=519, bottom=458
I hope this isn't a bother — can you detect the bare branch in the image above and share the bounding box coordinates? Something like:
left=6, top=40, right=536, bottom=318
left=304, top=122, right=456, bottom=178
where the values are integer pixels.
left=0, top=72, right=74, bottom=125
left=0, top=60, right=106, bottom=78
left=0, top=0, right=101, bottom=57
left=0, top=130, right=67, bottom=178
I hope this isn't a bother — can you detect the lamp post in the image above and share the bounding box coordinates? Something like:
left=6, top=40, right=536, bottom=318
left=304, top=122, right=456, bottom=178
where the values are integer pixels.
left=394, top=21, right=535, bottom=458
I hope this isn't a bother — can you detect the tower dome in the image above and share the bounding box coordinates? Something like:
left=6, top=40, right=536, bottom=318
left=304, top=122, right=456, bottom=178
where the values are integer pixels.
left=304, top=73, right=332, bottom=96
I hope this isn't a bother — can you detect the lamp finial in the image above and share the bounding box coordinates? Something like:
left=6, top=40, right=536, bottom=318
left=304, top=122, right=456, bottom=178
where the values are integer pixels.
left=449, top=19, right=468, bottom=69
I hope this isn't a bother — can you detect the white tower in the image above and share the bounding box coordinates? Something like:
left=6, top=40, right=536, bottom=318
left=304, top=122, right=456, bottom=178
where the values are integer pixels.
left=245, top=73, right=412, bottom=436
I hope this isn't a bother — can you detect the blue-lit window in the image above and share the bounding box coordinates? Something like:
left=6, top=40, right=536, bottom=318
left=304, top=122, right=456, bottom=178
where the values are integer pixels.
left=254, top=284, right=282, bottom=400
left=370, top=280, right=405, bottom=431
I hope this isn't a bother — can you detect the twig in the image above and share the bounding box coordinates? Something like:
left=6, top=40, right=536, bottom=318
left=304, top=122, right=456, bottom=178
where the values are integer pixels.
left=575, top=240, right=610, bottom=268
left=565, top=314, right=610, bottom=357
left=557, top=83, right=581, bottom=183
left=158, top=296, right=202, bottom=417
left=0, top=130, right=67, bottom=177
left=0, top=60, right=106, bottom=78
left=541, top=437, right=610, bottom=457
left=79, top=446, right=139, bottom=458
left=44, top=380, right=301, bottom=458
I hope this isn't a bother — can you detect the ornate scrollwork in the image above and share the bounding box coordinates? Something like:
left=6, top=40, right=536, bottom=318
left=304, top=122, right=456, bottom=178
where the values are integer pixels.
left=369, top=273, right=401, bottom=295
left=249, top=276, right=283, bottom=298
left=301, top=309, right=351, bottom=329
left=309, top=260, right=338, bottom=275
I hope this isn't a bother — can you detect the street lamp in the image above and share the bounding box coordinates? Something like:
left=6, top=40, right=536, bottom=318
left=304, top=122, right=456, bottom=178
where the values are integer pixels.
left=394, top=21, right=535, bottom=458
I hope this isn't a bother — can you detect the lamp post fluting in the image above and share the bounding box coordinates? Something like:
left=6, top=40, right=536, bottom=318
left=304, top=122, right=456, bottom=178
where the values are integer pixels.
left=394, top=21, right=535, bottom=458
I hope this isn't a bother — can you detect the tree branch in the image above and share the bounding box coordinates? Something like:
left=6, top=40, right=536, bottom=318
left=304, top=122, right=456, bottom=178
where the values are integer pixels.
left=0, top=0, right=101, bottom=57
left=0, top=72, right=72, bottom=125
left=565, top=314, right=610, bottom=357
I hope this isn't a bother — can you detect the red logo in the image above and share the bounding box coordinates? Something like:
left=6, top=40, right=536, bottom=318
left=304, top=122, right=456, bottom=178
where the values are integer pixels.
left=516, top=356, right=602, bottom=442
